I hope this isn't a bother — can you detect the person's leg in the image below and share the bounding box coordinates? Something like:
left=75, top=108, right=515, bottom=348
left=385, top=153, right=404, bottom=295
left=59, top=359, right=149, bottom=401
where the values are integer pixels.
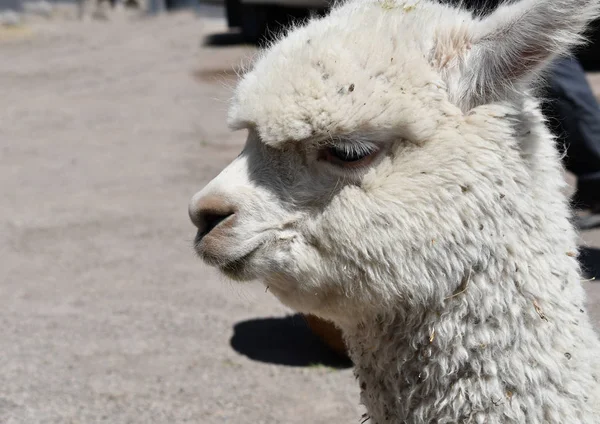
left=541, top=56, right=600, bottom=228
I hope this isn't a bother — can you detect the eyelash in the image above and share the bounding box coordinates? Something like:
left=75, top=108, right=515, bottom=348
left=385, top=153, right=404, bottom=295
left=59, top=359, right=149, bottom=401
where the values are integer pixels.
left=317, top=142, right=380, bottom=169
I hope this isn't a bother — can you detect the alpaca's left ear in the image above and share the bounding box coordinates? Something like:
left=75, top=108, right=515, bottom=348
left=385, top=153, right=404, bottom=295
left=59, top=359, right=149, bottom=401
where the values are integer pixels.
left=455, top=0, right=600, bottom=109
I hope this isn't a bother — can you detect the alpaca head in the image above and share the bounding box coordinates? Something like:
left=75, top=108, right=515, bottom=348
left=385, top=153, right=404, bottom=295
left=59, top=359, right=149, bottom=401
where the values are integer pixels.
left=189, top=0, right=599, bottom=324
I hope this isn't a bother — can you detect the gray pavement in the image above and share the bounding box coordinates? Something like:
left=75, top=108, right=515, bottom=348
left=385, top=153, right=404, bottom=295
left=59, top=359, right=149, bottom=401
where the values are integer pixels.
left=0, top=8, right=599, bottom=424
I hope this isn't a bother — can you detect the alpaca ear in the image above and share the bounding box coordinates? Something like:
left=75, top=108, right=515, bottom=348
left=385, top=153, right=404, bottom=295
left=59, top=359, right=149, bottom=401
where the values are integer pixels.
left=460, top=0, right=600, bottom=108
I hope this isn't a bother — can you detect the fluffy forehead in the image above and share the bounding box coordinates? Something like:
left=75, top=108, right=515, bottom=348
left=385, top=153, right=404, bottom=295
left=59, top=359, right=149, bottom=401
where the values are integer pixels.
left=228, top=0, right=474, bottom=145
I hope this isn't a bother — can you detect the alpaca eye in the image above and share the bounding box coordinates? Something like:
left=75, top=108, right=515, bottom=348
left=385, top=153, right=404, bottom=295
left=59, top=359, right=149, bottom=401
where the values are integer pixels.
left=320, top=144, right=379, bottom=168
left=328, top=146, right=368, bottom=162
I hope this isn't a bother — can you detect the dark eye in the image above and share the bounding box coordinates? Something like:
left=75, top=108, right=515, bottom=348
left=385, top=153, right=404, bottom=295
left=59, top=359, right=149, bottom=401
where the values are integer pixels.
left=327, top=146, right=369, bottom=162
left=320, top=144, right=379, bottom=168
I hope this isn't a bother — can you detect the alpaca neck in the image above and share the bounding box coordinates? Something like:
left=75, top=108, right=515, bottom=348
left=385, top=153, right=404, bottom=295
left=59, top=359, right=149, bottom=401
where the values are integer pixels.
left=341, top=263, right=600, bottom=423
left=344, top=306, right=488, bottom=422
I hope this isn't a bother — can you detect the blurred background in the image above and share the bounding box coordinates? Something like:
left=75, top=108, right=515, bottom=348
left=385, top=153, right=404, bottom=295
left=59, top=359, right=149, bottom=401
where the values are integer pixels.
left=1, top=0, right=599, bottom=423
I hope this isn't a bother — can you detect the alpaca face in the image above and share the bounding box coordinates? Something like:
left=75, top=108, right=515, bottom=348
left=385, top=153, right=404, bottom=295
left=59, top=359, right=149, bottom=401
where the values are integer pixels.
left=190, top=0, right=600, bottom=322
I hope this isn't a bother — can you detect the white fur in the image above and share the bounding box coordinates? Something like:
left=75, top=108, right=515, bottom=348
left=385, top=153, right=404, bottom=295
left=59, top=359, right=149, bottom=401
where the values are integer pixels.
left=189, top=0, right=600, bottom=421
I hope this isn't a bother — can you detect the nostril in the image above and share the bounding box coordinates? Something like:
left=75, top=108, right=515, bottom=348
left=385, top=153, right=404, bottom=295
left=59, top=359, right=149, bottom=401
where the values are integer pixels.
left=189, top=194, right=236, bottom=237
left=189, top=194, right=237, bottom=238
left=201, top=211, right=234, bottom=237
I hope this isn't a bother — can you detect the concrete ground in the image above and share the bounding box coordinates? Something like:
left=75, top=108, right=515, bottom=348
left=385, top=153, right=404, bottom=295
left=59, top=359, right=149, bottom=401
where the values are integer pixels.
left=1, top=6, right=599, bottom=424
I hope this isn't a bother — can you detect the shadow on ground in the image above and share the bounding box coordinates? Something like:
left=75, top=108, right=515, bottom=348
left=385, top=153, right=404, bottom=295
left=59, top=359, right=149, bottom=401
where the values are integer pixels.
left=230, top=314, right=352, bottom=368
left=580, top=247, right=600, bottom=279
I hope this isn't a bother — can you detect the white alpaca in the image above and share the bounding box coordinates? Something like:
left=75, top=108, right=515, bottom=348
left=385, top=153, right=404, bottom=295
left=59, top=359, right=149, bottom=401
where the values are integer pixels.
left=189, top=0, right=600, bottom=421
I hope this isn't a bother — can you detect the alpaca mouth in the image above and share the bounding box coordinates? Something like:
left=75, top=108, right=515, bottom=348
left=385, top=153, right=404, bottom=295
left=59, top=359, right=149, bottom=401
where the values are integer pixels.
left=193, top=233, right=258, bottom=281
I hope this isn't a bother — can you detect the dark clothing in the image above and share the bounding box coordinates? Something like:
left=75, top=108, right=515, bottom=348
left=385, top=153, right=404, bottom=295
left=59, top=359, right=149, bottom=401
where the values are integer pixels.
left=542, top=57, right=600, bottom=207
left=440, top=0, right=496, bottom=15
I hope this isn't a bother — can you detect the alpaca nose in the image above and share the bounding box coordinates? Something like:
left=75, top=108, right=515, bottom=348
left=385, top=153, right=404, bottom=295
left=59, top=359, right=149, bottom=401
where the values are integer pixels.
left=188, top=194, right=236, bottom=240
